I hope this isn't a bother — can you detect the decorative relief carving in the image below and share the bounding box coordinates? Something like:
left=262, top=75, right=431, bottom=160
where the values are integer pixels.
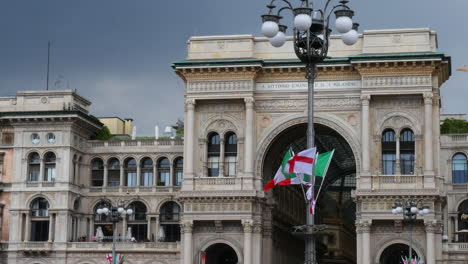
left=188, top=80, right=253, bottom=93
left=181, top=221, right=193, bottom=234
left=197, top=103, right=244, bottom=113
left=185, top=202, right=252, bottom=212
left=255, top=98, right=361, bottom=112
left=362, top=75, right=432, bottom=88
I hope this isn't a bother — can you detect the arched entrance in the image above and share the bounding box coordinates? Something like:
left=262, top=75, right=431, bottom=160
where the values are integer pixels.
left=379, top=243, right=420, bottom=264
left=262, top=123, right=357, bottom=264
left=205, top=243, right=239, bottom=264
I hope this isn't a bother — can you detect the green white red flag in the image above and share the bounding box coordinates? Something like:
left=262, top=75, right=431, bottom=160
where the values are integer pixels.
left=264, top=149, right=296, bottom=191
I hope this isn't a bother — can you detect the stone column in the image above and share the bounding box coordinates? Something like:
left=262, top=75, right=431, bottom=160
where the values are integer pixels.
left=425, top=222, right=436, bottom=264
left=361, top=95, right=371, bottom=175
left=147, top=216, right=152, bottom=241
left=361, top=221, right=371, bottom=264
left=181, top=221, right=193, bottom=264
left=24, top=213, right=31, bottom=242
left=103, top=164, right=108, bottom=187
left=356, top=223, right=363, bottom=264
left=186, top=99, right=196, bottom=178
left=39, top=158, right=44, bottom=181
left=48, top=213, right=55, bottom=242
left=244, top=98, right=255, bottom=177
left=454, top=217, right=459, bottom=242
left=153, top=162, right=157, bottom=186
left=136, top=163, right=141, bottom=186
left=219, top=139, right=225, bottom=177
left=155, top=217, right=160, bottom=242
left=120, top=164, right=125, bottom=187
left=252, top=221, right=263, bottom=264
left=242, top=221, right=253, bottom=264
left=74, top=161, right=79, bottom=184
left=396, top=135, right=401, bottom=174
left=122, top=216, right=127, bottom=240
left=169, top=160, right=174, bottom=185
left=89, top=218, right=95, bottom=242
left=424, top=93, right=434, bottom=174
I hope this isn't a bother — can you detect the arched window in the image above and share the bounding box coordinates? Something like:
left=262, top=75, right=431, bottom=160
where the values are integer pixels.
left=457, top=200, right=468, bottom=242
left=91, top=158, right=104, bottom=186
left=128, top=201, right=147, bottom=241
left=157, top=158, right=170, bottom=186
left=93, top=200, right=113, bottom=241
left=173, top=157, right=183, bottom=186
left=30, top=198, right=49, bottom=241
left=125, top=158, right=137, bottom=186
left=382, top=129, right=396, bottom=175
left=141, top=158, right=153, bottom=186
left=159, top=202, right=181, bottom=242
left=107, top=158, right=120, bottom=187
left=207, top=133, right=220, bottom=177
left=400, top=129, right=415, bottom=175
left=224, top=132, right=237, bottom=177
left=28, top=152, right=40, bottom=181
left=453, top=153, right=468, bottom=184
left=72, top=155, right=78, bottom=184
left=43, top=152, right=56, bottom=181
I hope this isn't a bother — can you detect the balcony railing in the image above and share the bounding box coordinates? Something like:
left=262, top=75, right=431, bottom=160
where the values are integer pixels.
left=445, top=242, right=468, bottom=252
left=372, top=175, right=424, bottom=189
left=67, top=241, right=180, bottom=250
left=88, top=139, right=184, bottom=148
left=89, top=186, right=181, bottom=193
left=194, top=177, right=242, bottom=190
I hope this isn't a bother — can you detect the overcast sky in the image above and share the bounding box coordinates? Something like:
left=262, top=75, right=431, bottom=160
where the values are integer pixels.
left=0, top=0, right=467, bottom=135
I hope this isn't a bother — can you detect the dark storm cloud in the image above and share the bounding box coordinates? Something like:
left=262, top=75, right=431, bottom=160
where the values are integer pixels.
left=0, top=0, right=467, bottom=134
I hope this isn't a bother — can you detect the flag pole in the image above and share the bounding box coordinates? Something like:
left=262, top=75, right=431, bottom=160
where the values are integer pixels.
left=299, top=176, right=309, bottom=203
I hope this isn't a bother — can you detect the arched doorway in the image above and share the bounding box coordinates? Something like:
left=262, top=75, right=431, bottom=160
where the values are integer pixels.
left=205, top=243, right=239, bottom=264
left=379, top=243, right=420, bottom=264
left=262, top=123, right=357, bottom=264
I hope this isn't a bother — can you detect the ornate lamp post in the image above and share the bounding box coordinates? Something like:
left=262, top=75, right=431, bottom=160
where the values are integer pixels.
left=96, top=202, right=134, bottom=264
left=392, top=200, right=430, bottom=260
left=260, top=1, right=360, bottom=263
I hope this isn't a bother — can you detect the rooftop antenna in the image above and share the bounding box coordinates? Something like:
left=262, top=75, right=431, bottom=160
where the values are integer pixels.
left=46, top=41, right=51, bottom=90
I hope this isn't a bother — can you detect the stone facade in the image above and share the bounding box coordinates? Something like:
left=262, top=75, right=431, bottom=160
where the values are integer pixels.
left=0, top=28, right=466, bottom=264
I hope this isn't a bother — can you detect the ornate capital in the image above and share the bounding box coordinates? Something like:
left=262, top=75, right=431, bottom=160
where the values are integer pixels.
left=242, top=220, right=253, bottom=233
left=423, top=93, right=433, bottom=105
left=181, top=221, right=193, bottom=234
left=425, top=221, right=437, bottom=233
left=252, top=221, right=263, bottom=233
left=244, top=97, right=255, bottom=108
left=356, top=221, right=372, bottom=233
left=185, top=99, right=196, bottom=111
left=361, top=95, right=371, bottom=106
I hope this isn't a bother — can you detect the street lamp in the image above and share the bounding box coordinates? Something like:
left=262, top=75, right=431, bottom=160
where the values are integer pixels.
left=260, top=1, right=360, bottom=263
left=392, top=200, right=430, bottom=260
left=96, top=202, right=134, bottom=264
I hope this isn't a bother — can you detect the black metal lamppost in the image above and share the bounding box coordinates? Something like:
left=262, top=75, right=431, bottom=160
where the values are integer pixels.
left=96, top=202, right=134, bottom=264
left=260, top=1, right=360, bottom=263
left=392, top=200, right=430, bottom=260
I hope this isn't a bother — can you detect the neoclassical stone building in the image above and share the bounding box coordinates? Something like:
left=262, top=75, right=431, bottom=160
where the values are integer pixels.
left=0, top=28, right=467, bottom=264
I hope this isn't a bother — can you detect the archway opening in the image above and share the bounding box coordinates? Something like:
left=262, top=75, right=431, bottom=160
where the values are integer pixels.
left=262, top=123, right=357, bottom=264
left=205, top=243, right=238, bottom=264
left=379, top=243, right=420, bottom=264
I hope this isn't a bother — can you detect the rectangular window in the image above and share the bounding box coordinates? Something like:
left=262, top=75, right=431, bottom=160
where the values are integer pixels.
left=160, top=224, right=181, bottom=242
left=175, top=171, right=183, bottom=186
left=31, top=221, right=49, bottom=241
left=127, top=172, right=137, bottom=186
left=208, top=156, right=219, bottom=177
left=29, top=164, right=40, bottom=181
left=44, top=167, right=55, bottom=181
left=128, top=224, right=148, bottom=242
left=225, top=156, right=237, bottom=177
left=142, top=171, right=153, bottom=186
left=92, top=171, right=104, bottom=186
left=108, top=171, right=120, bottom=187
left=382, top=153, right=396, bottom=175
left=400, top=153, right=415, bottom=175
left=453, top=162, right=468, bottom=184
left=158, top=171, right=170, bottom=186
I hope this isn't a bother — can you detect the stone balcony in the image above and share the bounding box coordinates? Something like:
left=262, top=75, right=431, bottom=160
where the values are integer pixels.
left=89, top=186, right=181, bottom=193
left=88, top=139, right=184, bottom=149
left=371, top=174, right=424, bottom=190
left=441, top=134, right=468, bottom=147
left=193, top=177, right=243, bottom=191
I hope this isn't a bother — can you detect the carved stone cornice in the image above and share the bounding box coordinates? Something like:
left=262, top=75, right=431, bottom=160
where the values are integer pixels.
left=362, top=75, right=432, bottom=89
left=187, top=80, right=253, bottom=94
left=255, top=65, right=360, bottom=82
left=354, top=61, right=439, bottom=76
left=176, top=67, right=260, bottom=82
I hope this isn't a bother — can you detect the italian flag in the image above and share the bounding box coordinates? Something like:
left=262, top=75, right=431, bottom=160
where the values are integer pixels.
left=264, top=149, right=296, bottom=191
left=264, top=149, right=334, bottom=191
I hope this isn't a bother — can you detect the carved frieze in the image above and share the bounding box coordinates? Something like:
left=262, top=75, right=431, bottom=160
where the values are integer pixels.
left=188, top=80, right=253, bottom=93
left=255, top=98, right=361, bottom=112
left=362, top=75, right=432, bottom=88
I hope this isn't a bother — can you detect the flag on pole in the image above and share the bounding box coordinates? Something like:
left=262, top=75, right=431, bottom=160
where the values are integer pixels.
left=306, top=185, right=316, bottom=214
left=264, top=149, right=296, bottom=191
left=314, top=150, right=335, bottom=177
left=287, top=147, right=317, bottom=175
left=106, top=253, right=125, bottom=264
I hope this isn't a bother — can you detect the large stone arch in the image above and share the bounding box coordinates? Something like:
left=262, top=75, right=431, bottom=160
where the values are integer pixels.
left=255, top=112, right=361, bottom=179
left=374, top=238, right=426, bottom=264
left=197, top=237, right=243, bottom=264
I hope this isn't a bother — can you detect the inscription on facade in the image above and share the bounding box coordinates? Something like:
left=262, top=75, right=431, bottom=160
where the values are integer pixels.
left=256, top=80, right=361, bottom=91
